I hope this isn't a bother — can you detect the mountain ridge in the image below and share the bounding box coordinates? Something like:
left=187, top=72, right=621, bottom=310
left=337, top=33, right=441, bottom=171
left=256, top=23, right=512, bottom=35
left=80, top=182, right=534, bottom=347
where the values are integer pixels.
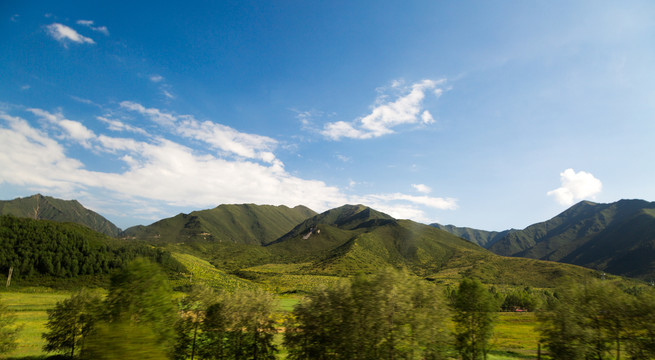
left=0, top=194, right=122, bottom=237
left=434, top=199, right=655, bottom=280
left=122, top=203, right=317, bottom=245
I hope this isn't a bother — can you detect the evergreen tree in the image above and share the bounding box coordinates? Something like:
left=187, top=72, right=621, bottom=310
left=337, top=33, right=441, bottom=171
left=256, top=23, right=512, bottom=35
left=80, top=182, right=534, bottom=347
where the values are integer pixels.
left=42, top=289, right=102, bottom=358
left=451, top=278, right=498, bottom=360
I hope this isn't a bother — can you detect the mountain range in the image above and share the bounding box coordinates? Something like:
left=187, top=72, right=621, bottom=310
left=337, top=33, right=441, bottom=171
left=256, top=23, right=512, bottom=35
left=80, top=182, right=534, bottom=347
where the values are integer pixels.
left=1, top=194, right=652, bottom=284
left=433, top=199, right=655, bottom=280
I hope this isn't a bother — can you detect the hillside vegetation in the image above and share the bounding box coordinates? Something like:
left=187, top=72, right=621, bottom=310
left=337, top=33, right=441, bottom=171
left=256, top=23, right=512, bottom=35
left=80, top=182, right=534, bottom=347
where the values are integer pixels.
left=0, top=215, right=186, bottom=285
left=122, top=203, right=316, bottom=245
left=0, top=194, right=121, bottom=237
left=198, top=204, right=604, bottom=289
left=434, top=199, right=655, bottom=280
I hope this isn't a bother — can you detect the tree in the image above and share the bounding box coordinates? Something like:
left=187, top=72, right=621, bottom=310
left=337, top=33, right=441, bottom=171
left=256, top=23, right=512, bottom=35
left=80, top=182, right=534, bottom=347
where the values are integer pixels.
left=285, top=268, right=451, bottom=360
left=199, top=301, right=229, bottom=360
left=181, top=287, right=279, bottom=360
left=537, top=283, right=593, bottom=359
left=174, top=283, right=216, bottom=360
left=539, top=279, right=654, bottom=360
left=0, top=295, right=20, bottom=356
left=626, top=288, right=655, bottom=359
left=221, top=288, right=278, bottom=360
left=451, top=278, right=498, bottom=360
left=104, top=258, right=177, bottom=353
left=42, top=289, right=102, bottom=358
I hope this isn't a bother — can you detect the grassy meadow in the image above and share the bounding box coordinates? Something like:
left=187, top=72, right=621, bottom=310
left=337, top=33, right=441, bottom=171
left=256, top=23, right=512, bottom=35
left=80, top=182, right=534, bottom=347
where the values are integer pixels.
left=1, top=288, right=70, bottom=359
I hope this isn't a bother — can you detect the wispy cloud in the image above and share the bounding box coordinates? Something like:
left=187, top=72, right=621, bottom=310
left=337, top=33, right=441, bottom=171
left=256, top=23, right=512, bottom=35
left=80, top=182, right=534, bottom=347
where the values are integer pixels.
left=547, top=168, right=602, bottom=206
left=97, top=116, right=148, bottom=136
left=321, top=79, right=445, bottom=140
left=149, top=74, right=164, bottom=83
left=27, top=108, right=96, bottom=148
left=412, top=183, right=431, bottom=194
left=76, top=20, right=109, bottom=36
left=120, top=101, right=277, bottom=163
left=45, top=23, right=95, bottom=46
left=351, top=192, right=457, bottom=223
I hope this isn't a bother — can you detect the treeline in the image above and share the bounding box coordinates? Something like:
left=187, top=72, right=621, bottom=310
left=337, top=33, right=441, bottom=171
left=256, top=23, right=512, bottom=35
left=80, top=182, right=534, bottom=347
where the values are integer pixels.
left=33, top=259, right=280, bottom=360
left=0, top=215, right=186, bottom=280
left=28, top=264, right=500, bottom=360
left=539, top=279, right=655, bottom=359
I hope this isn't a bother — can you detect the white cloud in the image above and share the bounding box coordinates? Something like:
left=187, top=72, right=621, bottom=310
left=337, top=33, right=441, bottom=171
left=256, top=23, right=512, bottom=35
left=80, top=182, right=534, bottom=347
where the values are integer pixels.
left=363, top=193, right=457, bottom=210
left=120, top=101, right=176, bottom=126
left=547, top=168, right=603, bottom=206
left=97, top=116, right=148, bottom=135
left=0, top=104, right=459, bottom=227
left=412, top=183, right=431, bottom=194
left=321, top=79, right=445, bottom=140
left=27, top=108, right=96, bottom=148
left=149, top=75, right=164, bottom=83
left=0, top=110, right=348, bottom=219
left=76, top=20, right=109, bottom=36
left=350, top=192, right=457, bottom=223
left=46, top=23, right=94, bottom=46
left=162, top=90, right=175, bottom=99
left=120, top=101, right=278, bottom=162
left=336, top=154, right=351, bottom=162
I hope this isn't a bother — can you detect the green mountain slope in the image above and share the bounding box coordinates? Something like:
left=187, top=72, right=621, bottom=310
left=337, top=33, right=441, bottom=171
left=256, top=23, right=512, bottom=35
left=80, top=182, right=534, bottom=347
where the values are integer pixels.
left=237, top=204, right=601, bottom=287
left=439, top=199, right=655, bottom=280
left=123, top=203, right=317, bottom=245
left=0, top=194, right=121, bottom=237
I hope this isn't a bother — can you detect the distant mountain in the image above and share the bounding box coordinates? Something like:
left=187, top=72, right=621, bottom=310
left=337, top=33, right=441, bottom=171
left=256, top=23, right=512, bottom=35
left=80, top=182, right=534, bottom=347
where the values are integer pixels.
left=430, top=223, right=511, bottom=248
left=0, top=194, right=121, bottom=237
left=123, top=203, right=317, bottom=245
left=436, top=200, right=655, bottom=280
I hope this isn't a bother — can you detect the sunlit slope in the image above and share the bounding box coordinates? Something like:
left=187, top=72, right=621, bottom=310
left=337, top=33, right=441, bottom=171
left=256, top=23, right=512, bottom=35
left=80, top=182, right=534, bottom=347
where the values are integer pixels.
left=123, top=203, right=316, bottom=245
left=0, top=194, right=121, bottom=237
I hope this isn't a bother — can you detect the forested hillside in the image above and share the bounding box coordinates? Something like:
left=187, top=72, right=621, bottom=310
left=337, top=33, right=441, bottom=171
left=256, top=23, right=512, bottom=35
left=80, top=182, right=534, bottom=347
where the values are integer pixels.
left=0, top=215, right=186, bottom=282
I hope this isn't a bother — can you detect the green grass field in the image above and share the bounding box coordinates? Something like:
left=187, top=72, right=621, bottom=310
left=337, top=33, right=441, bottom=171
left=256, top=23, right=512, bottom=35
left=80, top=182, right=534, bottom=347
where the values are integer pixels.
left=1, top=289, right=71, bottom=359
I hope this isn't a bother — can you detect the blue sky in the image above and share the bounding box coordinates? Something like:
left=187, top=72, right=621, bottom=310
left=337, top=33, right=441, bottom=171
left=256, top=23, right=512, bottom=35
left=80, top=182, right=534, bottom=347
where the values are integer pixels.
left=1, top=1, right=654, bottom=230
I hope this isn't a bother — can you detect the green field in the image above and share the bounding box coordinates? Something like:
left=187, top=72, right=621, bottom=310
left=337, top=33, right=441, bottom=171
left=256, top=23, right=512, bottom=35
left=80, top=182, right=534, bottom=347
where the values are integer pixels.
left=1, top=289, right=70, bottom=359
